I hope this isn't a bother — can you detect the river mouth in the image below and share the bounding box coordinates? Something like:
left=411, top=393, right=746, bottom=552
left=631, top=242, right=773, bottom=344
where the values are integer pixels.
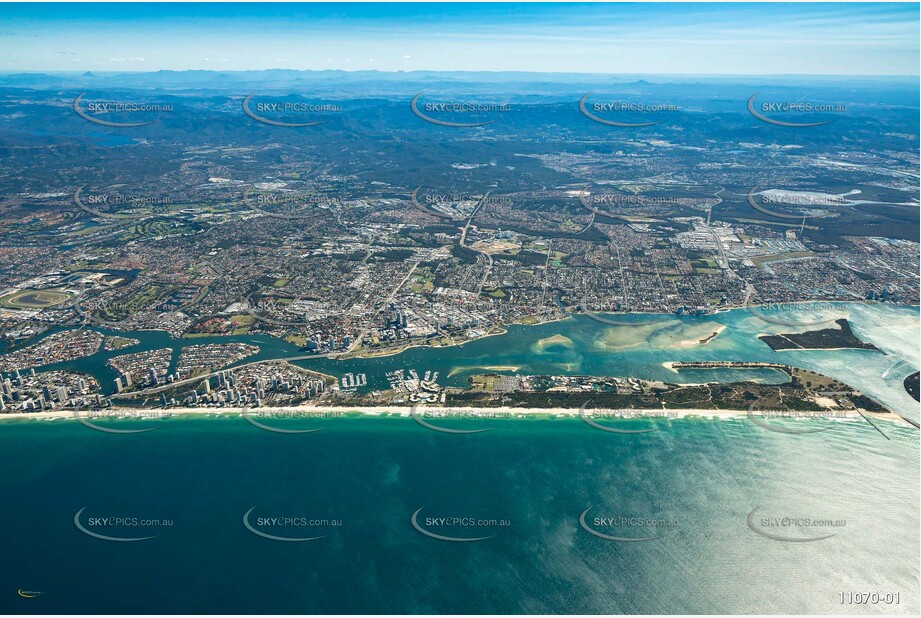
left=5, top=303, right=919, bottom=419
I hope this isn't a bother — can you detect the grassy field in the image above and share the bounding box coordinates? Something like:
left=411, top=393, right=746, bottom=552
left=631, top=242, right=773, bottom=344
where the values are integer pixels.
left=750, top=251, right=814, bottom=267
left=230, top=314, right=255, bottom=334
left=0, top=288, right=72, bottom=309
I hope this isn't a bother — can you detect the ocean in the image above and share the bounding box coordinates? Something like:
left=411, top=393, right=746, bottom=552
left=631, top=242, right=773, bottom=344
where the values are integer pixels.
left=0, top=414, right=917, bottom=614
left=2, top=301, right=919, bottom=613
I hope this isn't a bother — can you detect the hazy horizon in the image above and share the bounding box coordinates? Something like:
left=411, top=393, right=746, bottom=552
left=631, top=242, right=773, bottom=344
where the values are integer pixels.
left=1, top=2, right=918, bottom=75
left=2, top=68, right=920, bottom=79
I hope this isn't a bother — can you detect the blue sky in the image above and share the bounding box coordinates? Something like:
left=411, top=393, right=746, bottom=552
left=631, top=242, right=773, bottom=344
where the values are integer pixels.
left=1, top=2, right=918, bottom=75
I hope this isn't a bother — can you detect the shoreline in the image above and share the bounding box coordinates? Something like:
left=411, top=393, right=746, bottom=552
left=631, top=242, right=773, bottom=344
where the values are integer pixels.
left=20, top=300, right=919, bottom=348
left=0, top=404, right=909, bottom=427
left=4, top=303, right=918, bottom=418
left=6, top=301, right=917, bottom=367
left=341, top=325, right=512, bottom=360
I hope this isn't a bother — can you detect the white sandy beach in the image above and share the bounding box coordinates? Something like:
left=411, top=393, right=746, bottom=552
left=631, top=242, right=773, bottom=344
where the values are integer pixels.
left=0, top=404, right=908, bottom=426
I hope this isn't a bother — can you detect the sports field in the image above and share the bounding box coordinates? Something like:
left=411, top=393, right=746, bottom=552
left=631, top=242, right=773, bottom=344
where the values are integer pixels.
left=0, top=289, right=72, bottom=309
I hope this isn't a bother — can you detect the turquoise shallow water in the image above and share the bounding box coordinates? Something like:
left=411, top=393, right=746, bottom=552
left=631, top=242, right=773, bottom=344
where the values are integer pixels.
left=3, top=302, right=918, bottom=613
left=24, top=303, right=921, bottom=421
left=0, top=415, right=917, bottom=614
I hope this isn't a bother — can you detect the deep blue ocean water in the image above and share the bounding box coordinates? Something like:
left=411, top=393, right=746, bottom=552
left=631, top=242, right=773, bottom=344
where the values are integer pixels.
left=0, top=414, right=917, bottom=614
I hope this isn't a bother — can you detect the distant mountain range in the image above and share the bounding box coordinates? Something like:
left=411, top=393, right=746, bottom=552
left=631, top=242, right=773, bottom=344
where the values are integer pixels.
left=0, top=69, right=917, bottom=98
